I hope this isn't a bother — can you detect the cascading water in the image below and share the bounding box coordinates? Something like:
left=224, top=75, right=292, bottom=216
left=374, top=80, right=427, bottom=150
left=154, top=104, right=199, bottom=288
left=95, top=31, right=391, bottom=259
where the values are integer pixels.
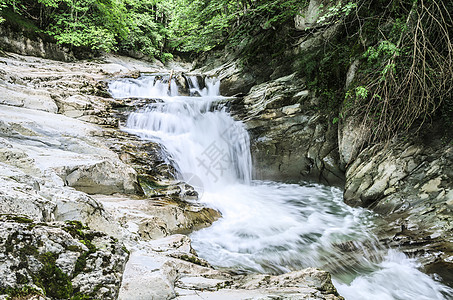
left=109, top=74, right=453, bottom=300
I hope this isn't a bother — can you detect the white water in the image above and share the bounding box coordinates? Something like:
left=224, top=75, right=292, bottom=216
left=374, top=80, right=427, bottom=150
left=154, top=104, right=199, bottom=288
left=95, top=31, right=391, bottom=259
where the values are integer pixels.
left=109, top=74, right=453, bottom=300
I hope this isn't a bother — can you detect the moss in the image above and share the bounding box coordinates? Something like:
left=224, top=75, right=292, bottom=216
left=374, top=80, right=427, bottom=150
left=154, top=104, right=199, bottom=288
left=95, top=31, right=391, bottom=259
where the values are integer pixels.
left=33, top=252, right=73, bottom=299
left=5, top=232, right=19, bottom=253
left=74, top=252, right=89, bottom=276
left=63, top=221, right=89, bottom=238
left=9, top=216, right=34, bottom=224
left=20, top=244, right=38, bottom=256
left=65, top=220, right=89, bottom=230
left=74, top=239, right=97, bottom=276
left=15, top=273, right=29, bottom=285
left=71, top=293, right=95, bottom=300
left=67, top=245, right=82, bottom=252
left=0, top=219, right=108, bottom=299
left=179, top=254, right=204, bottom=266
left=122, top=246, right=130, bottom=255
left=71, top=284, right=102, bottom=300
left=80, top=239, right=97, bottom=252
left=1, top=9, right=39, bottom=32
left=0, top=286, right=42, bottom=299
left=1, top=214, right=34, bottom=224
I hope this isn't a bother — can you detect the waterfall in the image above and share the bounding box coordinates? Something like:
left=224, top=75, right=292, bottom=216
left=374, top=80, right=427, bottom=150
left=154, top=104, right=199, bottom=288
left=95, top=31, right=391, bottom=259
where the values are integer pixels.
left=109, top=73, right=453, bottom=300
left=109, top=74, right=251, bottom=190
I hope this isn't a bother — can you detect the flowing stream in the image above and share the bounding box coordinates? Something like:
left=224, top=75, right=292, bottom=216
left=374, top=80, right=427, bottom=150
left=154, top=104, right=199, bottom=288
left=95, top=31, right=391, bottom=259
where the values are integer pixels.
left=109, top=74, right=453, bottom=299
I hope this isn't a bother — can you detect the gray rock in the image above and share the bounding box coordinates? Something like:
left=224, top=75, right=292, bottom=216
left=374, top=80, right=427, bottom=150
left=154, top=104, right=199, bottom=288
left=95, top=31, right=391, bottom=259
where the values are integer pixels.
left=343, top=137, right=453, bottom=275
left=337, top=116, right=369, bottom=168
left=0, top=23, right=74, bottom=61
left=295, top=0, right=324, bottom=31
left=200, top=61, right=256, bottom=96
left=94, top=194, right=221, bottom=241
left=0, top=216, right=129, bottom=299
left=232, top=74, right=344, bottom=186
left=119, top=235, right=343, bottom=300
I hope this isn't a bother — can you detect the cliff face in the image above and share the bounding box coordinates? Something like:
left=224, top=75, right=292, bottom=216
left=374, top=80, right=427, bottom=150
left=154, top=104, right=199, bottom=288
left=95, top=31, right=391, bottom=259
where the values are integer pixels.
left=0, top=22, right=74, bottom=61
left=340, top=126, right=453, bottom=281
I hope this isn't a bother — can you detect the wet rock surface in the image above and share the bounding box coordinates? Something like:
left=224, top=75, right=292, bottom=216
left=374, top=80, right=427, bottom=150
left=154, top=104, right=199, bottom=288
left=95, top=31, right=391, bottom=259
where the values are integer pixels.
left=0, top=51, right=343, bottom=299
left=119, top=235, right=343, bottom=300
left=343, top=137, right=453, bottom=285
left=231, top=73, right=344, bottom=186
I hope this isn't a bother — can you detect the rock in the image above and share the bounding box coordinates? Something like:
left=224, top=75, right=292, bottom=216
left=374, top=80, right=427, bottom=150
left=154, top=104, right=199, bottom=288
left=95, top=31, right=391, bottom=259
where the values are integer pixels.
left=55, top=160, right=138, bottom=195
left=295, top=0, right=324, bottom=30
left=345, top=60, right=360, bottom=90
left=0, top=104, right=140, bottom=195
left=0, top=84, right=58, bottom=113
left=0, top=23, right=74, bottom=61
left=338, top=116, right=369, bottom=168
left=0, top=216, right=128, bottom=299
left=199, top=61, right=256, bottom=96
left=0, top=161, right=122, bottom=237
left=94, top=194, right=221, bottom=240
left=232, top=74, right=344, bottom=186
left=119, top=235, right=343, bottom=300
left=343, top=137, right=453, bottom=275
left=296, top=24, right=341, bottom=54
left=107, top=132, right=179, bottom=189
left=118, top=252, right=177, bottom=300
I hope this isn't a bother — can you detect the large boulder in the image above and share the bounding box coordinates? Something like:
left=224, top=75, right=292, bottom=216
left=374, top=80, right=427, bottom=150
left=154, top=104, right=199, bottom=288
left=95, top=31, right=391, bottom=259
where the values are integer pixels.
left=0, top=105, right=140, bottom=195
left=95, top=194, right=221, bottom=241
left=201, top=61, right=256, bottom=96
left=0, top=217, right=129, bottom=299
left=232, top=74, right=344, bottom=186
left=337, top=116, right=369, bottom=169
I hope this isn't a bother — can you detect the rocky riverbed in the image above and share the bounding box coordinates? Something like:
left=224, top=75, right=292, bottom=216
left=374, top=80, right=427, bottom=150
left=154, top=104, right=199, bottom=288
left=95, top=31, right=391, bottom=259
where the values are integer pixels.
left=0, top=51, right=343, bottom=299
left=218, top=63, right=453, bottom=288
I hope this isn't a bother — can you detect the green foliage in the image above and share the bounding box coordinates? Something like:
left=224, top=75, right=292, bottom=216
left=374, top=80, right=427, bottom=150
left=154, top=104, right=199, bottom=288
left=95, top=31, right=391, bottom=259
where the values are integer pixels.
left=0, top=0, right=5, bottom=23
left=343, top=0, right=453, bottom=142
left=168, top=0, right=236, bottom=52
left=118, top=0, right=172, bottom=59
left=355, top=86, right=369, bottom=99
left=0, top=0, right=306, bottom=60
left=296, top=39, right=358, bottom=116
left=44, top=0, right=129, bottom=52
left=317, top=1, right=357, bottom=24
left=364, top=41, right=400, bottom=63
left=169, top=0, right=308, bottom=53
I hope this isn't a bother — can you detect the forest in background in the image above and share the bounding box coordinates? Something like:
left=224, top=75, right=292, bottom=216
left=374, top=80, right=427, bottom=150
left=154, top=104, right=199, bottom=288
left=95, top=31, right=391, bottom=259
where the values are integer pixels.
left=0, top=0, right=306, bottom=59
left=0, top=0, right=452, bottom=142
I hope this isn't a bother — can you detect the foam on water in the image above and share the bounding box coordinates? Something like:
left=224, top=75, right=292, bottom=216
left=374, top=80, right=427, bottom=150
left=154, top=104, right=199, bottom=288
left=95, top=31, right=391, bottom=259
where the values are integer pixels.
left=110, top=74, right=453, bottom=300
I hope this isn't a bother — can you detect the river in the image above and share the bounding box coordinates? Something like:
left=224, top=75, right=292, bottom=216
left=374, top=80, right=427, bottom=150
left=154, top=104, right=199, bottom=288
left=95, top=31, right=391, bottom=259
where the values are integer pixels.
left=109, top=74, right=453, bottom=300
